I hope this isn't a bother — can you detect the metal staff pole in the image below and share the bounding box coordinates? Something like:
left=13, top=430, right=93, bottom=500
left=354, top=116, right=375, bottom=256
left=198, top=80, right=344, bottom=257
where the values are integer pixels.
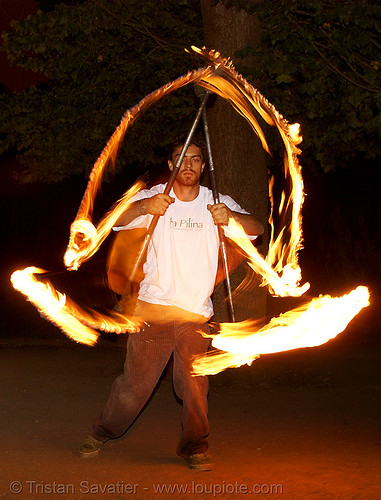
left=201, top=96, right=236, bottom=323
left=118, top=91, right=210, bottom=312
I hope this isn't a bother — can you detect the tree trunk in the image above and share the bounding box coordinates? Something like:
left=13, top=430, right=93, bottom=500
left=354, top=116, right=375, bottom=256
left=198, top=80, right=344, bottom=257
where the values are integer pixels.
left=201, top=0, right=269, bottom=323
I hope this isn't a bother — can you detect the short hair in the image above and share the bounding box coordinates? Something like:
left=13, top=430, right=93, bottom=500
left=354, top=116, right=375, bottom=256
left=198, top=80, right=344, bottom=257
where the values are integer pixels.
left=168, top=133, right=207, bottom=162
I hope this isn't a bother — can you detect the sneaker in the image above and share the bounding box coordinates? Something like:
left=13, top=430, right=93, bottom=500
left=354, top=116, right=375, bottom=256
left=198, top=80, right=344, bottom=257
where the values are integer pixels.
left=79, top=435, right=104, bottom=458
left=185, top=453, right=214, bottom=471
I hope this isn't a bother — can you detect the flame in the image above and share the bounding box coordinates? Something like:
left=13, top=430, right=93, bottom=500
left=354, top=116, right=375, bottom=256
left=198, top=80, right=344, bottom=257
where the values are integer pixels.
left=10, top=46, right=369, bottom=355
left=11, top=267, right=141, bottom=346
left=190, top=47, right=309, bottom=295
left=193, top=286, right=370, bottom=375
left=64, top=180, right=144, bottom=270
left=225, top=219, right=309, bottom=297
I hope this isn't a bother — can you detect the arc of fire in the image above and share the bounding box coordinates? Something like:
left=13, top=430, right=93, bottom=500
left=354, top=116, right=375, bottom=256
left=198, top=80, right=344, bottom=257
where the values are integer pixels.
left=11, top=46, right=369, bottom=359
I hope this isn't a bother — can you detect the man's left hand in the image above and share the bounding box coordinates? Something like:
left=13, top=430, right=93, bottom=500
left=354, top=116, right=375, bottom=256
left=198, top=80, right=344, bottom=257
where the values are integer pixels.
left=207, top=203, right=232, bottom=226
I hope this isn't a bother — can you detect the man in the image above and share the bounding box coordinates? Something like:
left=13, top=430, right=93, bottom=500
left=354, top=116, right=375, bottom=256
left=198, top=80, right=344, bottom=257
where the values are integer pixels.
left=79, top=135, right=264, bottom=470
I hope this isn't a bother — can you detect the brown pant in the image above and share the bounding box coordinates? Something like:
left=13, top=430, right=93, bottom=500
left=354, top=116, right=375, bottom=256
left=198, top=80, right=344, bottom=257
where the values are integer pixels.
left=92, top=309, right=211, bottom=457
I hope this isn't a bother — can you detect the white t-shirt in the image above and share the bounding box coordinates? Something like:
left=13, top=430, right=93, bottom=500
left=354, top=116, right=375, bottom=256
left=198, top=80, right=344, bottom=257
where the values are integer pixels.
left=114, top=184, right=253, bottom=319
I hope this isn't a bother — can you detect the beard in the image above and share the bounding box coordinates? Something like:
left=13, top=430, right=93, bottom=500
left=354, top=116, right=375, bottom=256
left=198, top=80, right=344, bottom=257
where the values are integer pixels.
left=176, top=170, right=201, bottom=187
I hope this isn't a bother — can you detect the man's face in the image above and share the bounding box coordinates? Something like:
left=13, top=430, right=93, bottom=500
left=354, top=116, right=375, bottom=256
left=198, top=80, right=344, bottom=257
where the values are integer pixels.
left=168, top=144, right=205, bottom=187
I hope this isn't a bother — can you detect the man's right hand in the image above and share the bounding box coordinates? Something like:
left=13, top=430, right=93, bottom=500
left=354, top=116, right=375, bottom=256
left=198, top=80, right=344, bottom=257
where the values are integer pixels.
left=140, top=194, right=174, bottom=216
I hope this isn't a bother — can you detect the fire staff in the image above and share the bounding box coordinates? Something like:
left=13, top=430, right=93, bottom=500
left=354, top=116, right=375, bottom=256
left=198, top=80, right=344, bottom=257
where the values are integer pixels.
left=79, top=135, right=264, bottom=470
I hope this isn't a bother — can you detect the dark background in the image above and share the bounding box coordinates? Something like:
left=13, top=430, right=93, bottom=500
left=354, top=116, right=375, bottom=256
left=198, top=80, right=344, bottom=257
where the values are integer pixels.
left=1, top=0, right=379, bottom=348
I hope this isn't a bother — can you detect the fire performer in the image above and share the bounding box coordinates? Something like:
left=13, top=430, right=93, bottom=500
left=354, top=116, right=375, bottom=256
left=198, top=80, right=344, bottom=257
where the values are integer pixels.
left=79, top=135, right=264, bottom=470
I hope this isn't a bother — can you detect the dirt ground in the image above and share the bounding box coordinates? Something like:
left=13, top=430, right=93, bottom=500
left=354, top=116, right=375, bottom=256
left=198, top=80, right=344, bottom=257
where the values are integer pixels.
left=0, top=330, right=380, bottom=500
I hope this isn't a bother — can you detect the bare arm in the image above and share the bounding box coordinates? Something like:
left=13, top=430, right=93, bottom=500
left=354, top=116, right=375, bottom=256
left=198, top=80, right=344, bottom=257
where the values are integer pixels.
left=116, top=193, right=175, bottom=226
left=207, top=203, right=264, bottom=237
